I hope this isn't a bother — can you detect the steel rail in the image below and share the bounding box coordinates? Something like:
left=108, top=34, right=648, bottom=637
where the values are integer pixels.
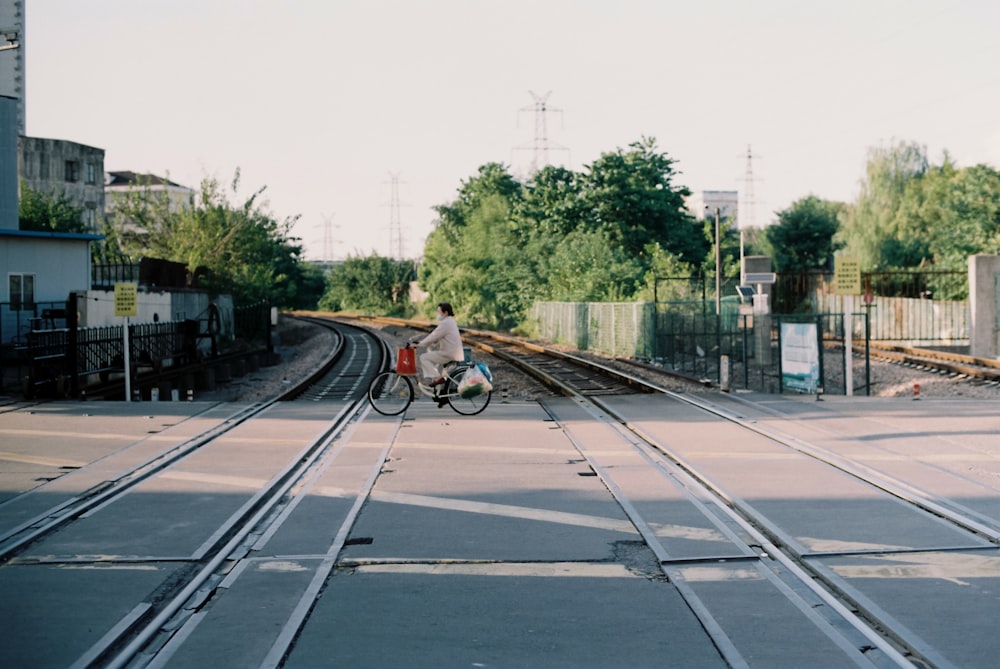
left=864, top=342, right=1000, bottom=384
left=0, top=323, right=348, bottom=561
left=429, top=328, right=959, bottom=667
left=75, top=320, right=386, bottom=669
left=97, top=402, right=365, bottom=669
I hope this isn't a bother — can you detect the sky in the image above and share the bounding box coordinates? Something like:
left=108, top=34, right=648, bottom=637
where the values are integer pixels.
left=24, top=0, right=1000, bottom=261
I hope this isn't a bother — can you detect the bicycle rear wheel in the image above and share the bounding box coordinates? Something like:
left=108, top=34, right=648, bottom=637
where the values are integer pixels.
left=368, top=371, right=413, bottom=416
left=446, top=368, right=492, bottom=416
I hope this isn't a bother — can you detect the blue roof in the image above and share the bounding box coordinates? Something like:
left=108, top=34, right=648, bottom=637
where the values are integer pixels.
left=0, top=228, right=103, bottom=241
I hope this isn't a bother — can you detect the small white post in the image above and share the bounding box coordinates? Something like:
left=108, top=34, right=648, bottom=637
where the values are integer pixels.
left=844, top=295, right=854, bottom=397
left=123, top=317, right=132, bottom=402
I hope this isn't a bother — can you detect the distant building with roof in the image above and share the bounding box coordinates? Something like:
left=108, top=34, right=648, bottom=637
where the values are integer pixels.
left=104, top=171, right=194, bottom=216
left=17, top=136, right=106, bottom=230
left=686, top=190, right=738, bottom=223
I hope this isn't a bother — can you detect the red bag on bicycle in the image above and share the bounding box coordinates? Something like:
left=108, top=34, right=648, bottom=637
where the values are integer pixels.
left=396, top=347, right=417, bottom=375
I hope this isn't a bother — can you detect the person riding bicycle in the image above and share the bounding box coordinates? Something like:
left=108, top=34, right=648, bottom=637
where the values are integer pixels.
left=411, top=302, right=464, bottom=390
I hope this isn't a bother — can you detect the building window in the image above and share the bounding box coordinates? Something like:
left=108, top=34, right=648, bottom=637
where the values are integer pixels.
left=65, top=160, right=80, bottom=182
left=9, top=273, right=36, bottom=311
left=85, top=162, right=97, bottom=184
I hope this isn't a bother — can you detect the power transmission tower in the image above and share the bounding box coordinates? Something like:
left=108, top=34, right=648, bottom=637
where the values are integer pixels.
left=514, top=90, right=569, bottom=176
left=318, top=212, right=339, bottom=261
left=738, top=144, right=762, bottom=284
left=385, top=172, right=405, bottom=260
left=740, top=145, right=759, bottom=230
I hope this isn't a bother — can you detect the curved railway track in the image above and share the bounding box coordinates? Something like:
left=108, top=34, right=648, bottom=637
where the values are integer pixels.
left=0, top=319, right=393, bottom=668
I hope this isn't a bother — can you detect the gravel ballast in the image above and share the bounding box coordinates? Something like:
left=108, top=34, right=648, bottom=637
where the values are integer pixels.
left=214, top=317, right=1000, bottom=403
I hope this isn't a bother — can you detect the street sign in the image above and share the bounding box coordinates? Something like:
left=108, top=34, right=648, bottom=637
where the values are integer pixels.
left=834, top=257, right=861, bottom=295
left=114, top=282, right=138, bottom=317
left=743, top=272, right=776, bottom=284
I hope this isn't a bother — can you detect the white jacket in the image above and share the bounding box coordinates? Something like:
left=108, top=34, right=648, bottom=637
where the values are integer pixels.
left=418, top=316, right=464, bottom=361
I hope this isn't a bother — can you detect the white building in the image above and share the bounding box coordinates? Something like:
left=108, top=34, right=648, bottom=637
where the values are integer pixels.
left=18, top=136, right=106, bottom=229
left=105, top=171, right=194, bottom=216
left=686, top=190, right=738, bottom=223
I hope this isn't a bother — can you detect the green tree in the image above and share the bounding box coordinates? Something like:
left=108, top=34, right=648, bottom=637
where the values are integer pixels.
left=417, top=139, right=703, bottom=328
left=419, top=164, right=527, bottom=329
left=896, top=161, right=1000, bottom=270
left=423, top=191, right=526, bottom=329
left=633, top=243, right=696, bottom=302
left=544, top=229, right=644, bottom=301
left=18, top=183, right=88, bottom=233
left=105, top=169, right=310, bottom=307
left=320, top=255, right=416, bottom=315
left=580, top=137, right=705, bottom=264
left=837, top=140, right=928, bottom=269
left=514, top=165, right=588, bottom=240
left=765, top=195, right=845, bottom=271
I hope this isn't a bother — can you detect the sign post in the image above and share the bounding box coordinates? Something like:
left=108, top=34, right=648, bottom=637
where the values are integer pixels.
left=115, top=282, right=138, bottom=401
left=833, top=258, right=861, bottom=396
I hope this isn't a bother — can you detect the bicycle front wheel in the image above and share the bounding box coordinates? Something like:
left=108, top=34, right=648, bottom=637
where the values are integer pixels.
left=368, top=371, right=413, bottom=416
left=446, top=368, right=492, bottom=416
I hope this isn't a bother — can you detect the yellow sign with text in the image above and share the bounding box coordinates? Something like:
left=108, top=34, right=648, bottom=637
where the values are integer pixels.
left=114, top=282, right=138, bottom=317
left=834, top=257, right=861, bottom=295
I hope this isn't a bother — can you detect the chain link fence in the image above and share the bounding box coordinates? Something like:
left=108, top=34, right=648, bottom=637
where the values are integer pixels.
left=529, top=301, right=868, bottom=395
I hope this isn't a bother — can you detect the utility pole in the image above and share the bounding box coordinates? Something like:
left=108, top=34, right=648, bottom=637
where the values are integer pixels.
left=715, top=208, right=722, bottom=315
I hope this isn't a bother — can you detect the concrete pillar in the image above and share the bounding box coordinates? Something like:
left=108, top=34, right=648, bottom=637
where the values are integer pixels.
left=969, top=255, right=1000, bottom=359
left=0, top=95, right=17, bottom=231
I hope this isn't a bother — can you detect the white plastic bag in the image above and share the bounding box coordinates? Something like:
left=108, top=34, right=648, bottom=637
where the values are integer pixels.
left=458, top=365, right=493, bottom=398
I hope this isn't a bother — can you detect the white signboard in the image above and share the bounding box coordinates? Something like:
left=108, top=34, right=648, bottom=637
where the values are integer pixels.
left=780, top=322, right=820, bottom=393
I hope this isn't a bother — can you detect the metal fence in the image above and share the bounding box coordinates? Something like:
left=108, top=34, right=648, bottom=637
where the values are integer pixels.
left=91, top=259, right=140, bottom=290
left=2, top=299, right=272, bottom=397
left=774, top=269, right=968, bottom=343
left=531, top=300, right=867, bottom=395
left=528, top=302, right=656, bottom=359
left=18, top=320, right=195, bottom=397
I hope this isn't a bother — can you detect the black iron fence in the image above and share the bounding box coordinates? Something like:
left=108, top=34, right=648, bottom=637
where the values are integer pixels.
left=91, top=259, right=140, bottom=290
left=234, top=301, right=273, bottom=345
left=1, top=299, right=272, bottom=398
left=652, top=308, right=867, bottom=395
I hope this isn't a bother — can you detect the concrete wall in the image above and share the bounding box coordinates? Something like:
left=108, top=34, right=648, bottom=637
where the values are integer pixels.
left=969, top=255, right=1000, bottom=359
left=76, top=289, right=232, bottom=333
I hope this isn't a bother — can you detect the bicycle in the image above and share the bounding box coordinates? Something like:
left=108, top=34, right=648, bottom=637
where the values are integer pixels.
left=367, top=346, right=492, bottom=417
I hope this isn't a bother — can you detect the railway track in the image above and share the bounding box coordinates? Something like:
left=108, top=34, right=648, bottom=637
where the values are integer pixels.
left=864, top=341, right=1000, bottom=385
left=0, top=318, right=392, bottom=668
left=489, top=339, right=997, bottom=666
left=336, top=315, right=1000, bottom=666
left=4, top=314, right=999, bottom=666
left=343, top=312, right=1000, bottom=398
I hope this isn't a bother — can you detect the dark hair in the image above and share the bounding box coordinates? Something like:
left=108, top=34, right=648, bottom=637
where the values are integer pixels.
left=437, top=302, right=454, bottom=317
